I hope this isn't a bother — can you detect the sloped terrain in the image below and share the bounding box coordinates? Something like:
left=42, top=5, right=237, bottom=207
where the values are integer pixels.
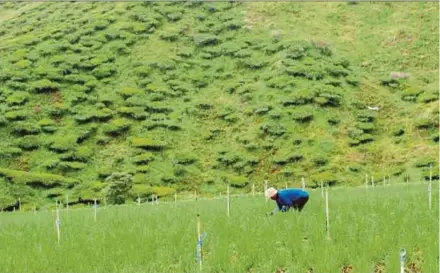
left=0, top=2, right=438, bottom=209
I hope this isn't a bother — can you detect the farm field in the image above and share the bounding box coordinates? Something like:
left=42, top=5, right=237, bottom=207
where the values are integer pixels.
left=0, top=183, right=437, bottom=273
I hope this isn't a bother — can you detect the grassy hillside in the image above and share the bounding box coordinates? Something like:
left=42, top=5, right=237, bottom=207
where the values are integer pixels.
left=0, top=2, right=438, bottom=210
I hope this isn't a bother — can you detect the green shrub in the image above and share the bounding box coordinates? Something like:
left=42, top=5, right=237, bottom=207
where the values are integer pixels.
left=358, top=134, right=375, bottom=144
left=401, top=87, right=423, bottom=102
left=48, top=136, right=78, bottom=152
left=17, top=136, right=40, bottom=150
left=356, top=111, right=377, bottom=122
left=286, top=63, right=326, bottom=80
left=6, top=91, right=30, bottom=106
left=5, top=110, right=27, bottom=121
left=417, top=91, right=438, bottom=103
left=117, top=106, right=147, bottom=120
left=0, top=168, right=78, bottom=187
left=133, top=66, right=151, bottom=77
left=59, top=161, right=87, bottom=171
left=133, top=153, right=154, bottom=164
left=136, top=165, right=150, bottom=173
left=102, top=118, right=131, bottom=135
left=259, top=123, right=286, bottom=137
left=12, top=122, right=41, bottom=135
left=118, top=87, right=142, bottom=98
left=290, top=107, right=314, bottom=123
left=31, top=79, right=60, bottom=93
left=225, top=174, right=248, bottom=188
left=281, top=89, right=315, bottom=106
left=131, top=138, right=166, bottom=150
left=193, top=34, right=220, bottom=46
left=355, top=122, right=375, bottom=132
left=0, top=147, right=22, bottom=157
left=92, top=64, right=116, bottom=79
left=414, top=157, right=436, bottom=168
left=415, top=118, right=436, bottom=129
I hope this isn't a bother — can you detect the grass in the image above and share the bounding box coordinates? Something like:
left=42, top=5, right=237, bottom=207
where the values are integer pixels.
left=0, top=2, right=438, bottom=208
left=0, top=183, right=437, bottom=273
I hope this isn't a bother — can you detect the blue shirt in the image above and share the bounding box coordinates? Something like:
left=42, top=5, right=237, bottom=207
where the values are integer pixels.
left=275, top=188, right=309, bottom=212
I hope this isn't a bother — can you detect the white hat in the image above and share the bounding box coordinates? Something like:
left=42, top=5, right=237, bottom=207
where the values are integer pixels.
left=265, top=187, right=278, bottom=198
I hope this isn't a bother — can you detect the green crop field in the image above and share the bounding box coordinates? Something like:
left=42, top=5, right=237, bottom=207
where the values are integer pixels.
left=0, top=183, right=437, bottom=273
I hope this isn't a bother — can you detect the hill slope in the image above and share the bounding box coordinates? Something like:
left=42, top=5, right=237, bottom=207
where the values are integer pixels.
left=0, top=2, right=438, bottom=209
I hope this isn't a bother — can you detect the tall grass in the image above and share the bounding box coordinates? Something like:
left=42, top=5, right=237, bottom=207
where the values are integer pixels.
left=0, top=183, right=436, bottom=273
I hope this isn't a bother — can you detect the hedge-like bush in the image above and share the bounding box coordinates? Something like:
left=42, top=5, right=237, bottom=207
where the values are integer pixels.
left=130, top=137, right=166, bottom=150
left=102, top=118, right=131, bottom=135
left=6, top=91, right=30, bottom=106
left=0, top=168, right=78, bottom=187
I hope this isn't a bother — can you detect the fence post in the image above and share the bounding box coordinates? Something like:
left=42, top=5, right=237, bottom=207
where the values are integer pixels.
left=399, top=248, right=406, bottom=273
left=429, top=164, right=432, bottom=210
left=325, top=186, right=330, bottom=240
left=264, top=180, right=268, bottom=202
left=365, top=174, right=369, bottom=189
left=301, top=177, right=305, bottom=190
left=227, top=184, right=230, bottom=217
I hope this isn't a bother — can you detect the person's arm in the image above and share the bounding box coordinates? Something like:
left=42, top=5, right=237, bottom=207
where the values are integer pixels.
left=267, top=200, right=285, bottom=216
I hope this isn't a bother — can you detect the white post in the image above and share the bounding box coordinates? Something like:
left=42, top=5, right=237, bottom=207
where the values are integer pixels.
left=383, top=176, right=386, bottom=188
left=227, top=184, right=230, bottom=217
left=325, top=187, right=330, bottom=240
left=195, top=191, right=197, bottom=201
left=104, top=197, right=107, bottom=208
left=56, top=205, right=61, bottom=244
left=388, top=176, right=391, bottom=187
left=252, top=183, right=255, bottom=199
left=320, top=181, right=324, bottom=198
left=13, top=207, right=15, bottom=213
left=301, top=177, right=305, bottom=190
left=18, top=197, right=21, bottom=211
left=399, top=248, right=406, bottom=273
left=285, top=182, right=288, bottom=189
left=264, top=180, right=268, bottom=202
left=365, top=174, right=368, bottom=189
left=155, top=195, right=159, bottom=205
left=196, top=214, right=202, bottom=271
left=371, top=176, right=375, bottom=188
left=33, top=206, right=36, bottom=215
left=429, top=164, right=432, bottom=210
left=137, top=193, right=141, bottom=206
left=174, top=193, right=177, bottom=203
left=66, top=195, right=69, bottom=212
left=94, top=198, right=97, bottom=222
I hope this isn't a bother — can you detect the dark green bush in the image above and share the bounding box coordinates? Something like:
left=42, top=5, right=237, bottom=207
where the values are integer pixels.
left=31, top=79, right=60, bottom=93
left=193, top=34, right=220, bottom=46
left=290, top=107, right=314, bottom=123
left=131, top=137, right=166, bottom=150
left=5, top=110, right=27, bottom=121
left=48, top=136, right=78, bottom=152
left=118, top=87, right=142, bottom=98
left=133, top=152, right=154, bottom=164
left=59, top=161, right=87, bottom=171
left=102, top=118, right=131, bottom=135
left=6, top=91, right=30, bottom=106
left=12, top=122, right=41, bottom=135
left=17, top=135, right=40, bottom=150
left=0, top=167, right=78, bottom=187
left=92, top=64, right=116, bottom=79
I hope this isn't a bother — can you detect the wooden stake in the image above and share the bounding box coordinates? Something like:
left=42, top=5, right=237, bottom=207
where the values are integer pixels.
left=325, top=187, right=330, bottom=240
left=429, top=164, right=432, bottom=210
left=264, top=180, right=268, bottom=202
left=56, top=205, right=60, bottom=244
left=94, top=198, right=97, bottom=222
